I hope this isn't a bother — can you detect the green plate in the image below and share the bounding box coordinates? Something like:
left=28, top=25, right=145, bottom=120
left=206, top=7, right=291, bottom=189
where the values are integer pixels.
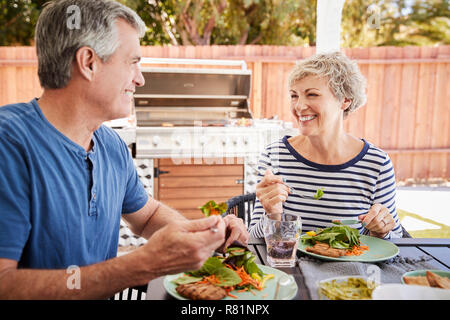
left=163, top=264, right=298, bottom=300
left=401, top=270, right=450, bottom=284
left=298, top=235, right=399, bottom=262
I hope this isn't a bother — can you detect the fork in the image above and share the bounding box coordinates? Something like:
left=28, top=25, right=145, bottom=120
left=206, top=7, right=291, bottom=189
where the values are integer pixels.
left=332, top=219, right=367, bottom=227
left=283, top=179, right=323, bottom=200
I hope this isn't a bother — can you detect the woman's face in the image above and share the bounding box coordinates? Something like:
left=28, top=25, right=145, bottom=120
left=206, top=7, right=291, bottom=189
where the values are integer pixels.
left=289, top=75, right=349, bottom=137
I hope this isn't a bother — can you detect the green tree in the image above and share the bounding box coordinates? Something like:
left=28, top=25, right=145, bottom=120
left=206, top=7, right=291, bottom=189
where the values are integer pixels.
left=212, top=0, right=302, bottom=45
left=389, top=0, right=449, bottom=46
left=132, top=0, right=302, bottom=45
left=290, top=0, right=316, bottom=46
left=131, top=0, right=229, bottom=45
left=0, top=0, right=47, bottom=46
left=118, top=0, right=177, bottom=45
left=0, top=0, right=448, bottom=47
left=341, top=0, right=450, bottom=47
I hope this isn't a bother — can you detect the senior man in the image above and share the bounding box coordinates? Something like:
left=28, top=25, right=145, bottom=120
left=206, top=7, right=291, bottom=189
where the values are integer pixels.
left=0, top=0, right=248, bottom=299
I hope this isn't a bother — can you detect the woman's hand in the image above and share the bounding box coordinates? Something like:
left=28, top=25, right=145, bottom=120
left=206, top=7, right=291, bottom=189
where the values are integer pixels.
left=256, top=169, right=290, bottom=215
left=359, top=203, right=395, bottom=238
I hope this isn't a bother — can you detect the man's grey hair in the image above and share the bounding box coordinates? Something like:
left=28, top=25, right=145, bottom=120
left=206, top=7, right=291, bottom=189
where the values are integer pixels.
left=288, top=51, right=367, bottom=118
left=35, top=0, right=146, bottom=89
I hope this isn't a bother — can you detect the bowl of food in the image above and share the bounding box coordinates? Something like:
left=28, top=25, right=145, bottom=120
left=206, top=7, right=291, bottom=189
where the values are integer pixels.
left=401, top=270, right=450, bottom=289
left=317, top=276, right=379, bottom=300
left=372, top=284, right=450, bottom=300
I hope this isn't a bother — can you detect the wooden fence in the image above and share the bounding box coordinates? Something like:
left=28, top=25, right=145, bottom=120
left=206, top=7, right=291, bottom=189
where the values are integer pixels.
left=0, top=45, right=449, bottom=182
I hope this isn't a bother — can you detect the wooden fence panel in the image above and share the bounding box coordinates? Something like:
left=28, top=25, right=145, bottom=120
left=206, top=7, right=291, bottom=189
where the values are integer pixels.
left=412, top=47, right=437, bottom=179
left=429, top=48, right=449, bottom=179
left=0, top=45, right=449, bottom=181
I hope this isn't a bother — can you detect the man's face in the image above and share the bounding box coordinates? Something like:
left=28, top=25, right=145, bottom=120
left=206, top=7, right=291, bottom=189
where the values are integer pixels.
left=92, top=19, right=144, bottom=121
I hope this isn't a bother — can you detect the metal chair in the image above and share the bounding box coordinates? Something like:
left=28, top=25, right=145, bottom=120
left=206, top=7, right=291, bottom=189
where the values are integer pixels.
left=225, top=192, right=257, bottom=228
left=110, top=285, right=147, bottom=300
left=225, top=192, right=412, bottom=238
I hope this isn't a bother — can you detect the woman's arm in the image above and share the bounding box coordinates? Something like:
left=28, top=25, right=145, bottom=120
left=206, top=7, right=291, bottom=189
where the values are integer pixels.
left=248, top=146, right=290, bottom=238
left=360, top=153, right=403, bottom=239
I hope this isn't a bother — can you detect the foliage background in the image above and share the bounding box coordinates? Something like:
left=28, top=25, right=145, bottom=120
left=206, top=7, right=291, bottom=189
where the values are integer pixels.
left=0, top=0, right=448, bottom=46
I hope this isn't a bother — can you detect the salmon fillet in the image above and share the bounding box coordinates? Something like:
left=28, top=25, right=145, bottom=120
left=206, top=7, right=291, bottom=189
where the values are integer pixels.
left=306, top=243, right=347, bottom=258
left=176, top=283, right=227, bottom=300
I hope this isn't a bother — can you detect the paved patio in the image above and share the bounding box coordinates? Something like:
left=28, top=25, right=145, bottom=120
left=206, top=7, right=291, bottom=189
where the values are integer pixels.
left=396, top=186, right=450, bottom=238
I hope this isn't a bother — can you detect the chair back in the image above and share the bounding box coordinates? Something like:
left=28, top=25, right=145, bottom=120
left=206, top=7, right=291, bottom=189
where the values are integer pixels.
left=225, top=193, right=256, bottom=227
left=110, top=285, right=147, bottom=300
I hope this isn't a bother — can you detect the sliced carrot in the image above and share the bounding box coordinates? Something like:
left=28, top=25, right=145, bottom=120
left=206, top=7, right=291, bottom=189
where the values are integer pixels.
left=345, top=244, right=369, bottom=256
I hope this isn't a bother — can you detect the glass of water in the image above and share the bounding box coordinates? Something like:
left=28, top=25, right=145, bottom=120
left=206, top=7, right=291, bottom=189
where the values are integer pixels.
left=263, top=213, right=301, bottom=268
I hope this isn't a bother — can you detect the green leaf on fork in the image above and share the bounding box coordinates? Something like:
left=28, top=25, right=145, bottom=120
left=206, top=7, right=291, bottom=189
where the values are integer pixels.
left=313, top=188, right=324, bottom=200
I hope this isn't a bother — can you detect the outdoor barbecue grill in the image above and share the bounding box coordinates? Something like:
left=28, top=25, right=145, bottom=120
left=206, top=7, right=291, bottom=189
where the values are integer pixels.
left=116, top=58, right=295, bottom=247
left=131, top=58, right=295, bottom=196
left=134, top=59, right=252, bottom=127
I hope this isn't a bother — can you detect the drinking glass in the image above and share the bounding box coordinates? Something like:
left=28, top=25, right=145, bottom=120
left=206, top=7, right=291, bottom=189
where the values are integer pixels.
left=263, top=213, right=302, bottom=268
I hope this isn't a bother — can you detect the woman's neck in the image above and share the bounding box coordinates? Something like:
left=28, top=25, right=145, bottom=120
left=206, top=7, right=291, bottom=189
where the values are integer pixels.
left=289, top=130, right=363, bottom=165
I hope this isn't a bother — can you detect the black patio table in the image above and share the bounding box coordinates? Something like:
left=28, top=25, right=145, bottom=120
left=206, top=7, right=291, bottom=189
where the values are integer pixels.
left=145, top=236, right=450, bottom=300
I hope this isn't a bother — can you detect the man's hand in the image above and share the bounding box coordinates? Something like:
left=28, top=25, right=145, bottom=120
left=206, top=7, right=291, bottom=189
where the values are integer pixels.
left=216, top=214, right=249, bottom=253
left=135, top=215, right=226, bottom=279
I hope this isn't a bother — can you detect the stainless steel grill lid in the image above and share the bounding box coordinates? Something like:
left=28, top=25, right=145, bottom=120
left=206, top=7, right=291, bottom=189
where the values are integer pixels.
left=134, top=59, right=252, bottom=126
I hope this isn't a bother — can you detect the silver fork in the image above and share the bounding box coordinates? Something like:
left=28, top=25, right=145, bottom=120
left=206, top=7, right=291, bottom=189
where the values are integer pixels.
left=283, top=179, right=324, bottom=200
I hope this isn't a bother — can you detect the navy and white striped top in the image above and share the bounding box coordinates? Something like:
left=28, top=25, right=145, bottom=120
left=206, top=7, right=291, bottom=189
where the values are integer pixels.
left=249, top=136, right=403, bottom=239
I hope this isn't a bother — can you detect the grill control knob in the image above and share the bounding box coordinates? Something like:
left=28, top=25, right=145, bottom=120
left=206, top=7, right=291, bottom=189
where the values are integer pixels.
left=243, top=136, right=250, bottom=145
left=232, top=137, right=238, bottom=145
left=152, top=136, right=161, bottom=147
left=199, top=136, right=208, bottom=146
left=174, top=136, right=182, bottom=146
left=222, top=137, right=230, bottom=146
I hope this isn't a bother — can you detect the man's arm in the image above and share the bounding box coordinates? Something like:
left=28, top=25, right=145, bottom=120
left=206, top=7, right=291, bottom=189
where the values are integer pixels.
left=0, top=214, right=226, bottom=300
left=0, top=250, right=150, bottom=300
left=122, top=197, right=249, bottom=248
left=121, top=197, right=188, bottom=240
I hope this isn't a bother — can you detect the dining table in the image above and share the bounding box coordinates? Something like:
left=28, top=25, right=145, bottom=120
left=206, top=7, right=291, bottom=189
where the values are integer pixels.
left=145, top=236, right=450, bottom=300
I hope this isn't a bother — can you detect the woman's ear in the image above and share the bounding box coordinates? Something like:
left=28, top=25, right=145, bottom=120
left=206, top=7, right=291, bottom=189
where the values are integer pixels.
left=341, top=98, right=352, bottom=111
left=74, top=46, right=97, bottom=82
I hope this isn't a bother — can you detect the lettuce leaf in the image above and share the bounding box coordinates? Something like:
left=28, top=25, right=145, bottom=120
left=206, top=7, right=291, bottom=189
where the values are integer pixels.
left=214, top=267, right=242, bottom=287
left=185, top=256, right=241, bottom=287
left=187, top=257, right=224, bottom=277
left=172, top=275, right=203, bottom=285
left=301, top=225, right=361, bottom=249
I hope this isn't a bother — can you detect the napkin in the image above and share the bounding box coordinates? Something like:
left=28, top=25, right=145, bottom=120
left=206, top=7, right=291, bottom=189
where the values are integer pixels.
left=297, top=253, right=441, bottom=300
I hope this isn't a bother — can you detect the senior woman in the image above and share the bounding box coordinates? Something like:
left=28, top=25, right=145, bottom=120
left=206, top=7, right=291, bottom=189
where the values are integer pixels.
left=249, top=51, right=402, bottom=240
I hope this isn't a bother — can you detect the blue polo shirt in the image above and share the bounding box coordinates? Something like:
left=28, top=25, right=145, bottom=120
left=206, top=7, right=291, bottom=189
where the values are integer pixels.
left=0, top=99, right=148, bottom=269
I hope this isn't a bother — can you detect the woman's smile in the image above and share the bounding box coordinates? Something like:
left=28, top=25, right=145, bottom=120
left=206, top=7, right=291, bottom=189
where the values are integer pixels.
left=297, top=114, right=318, bottom=123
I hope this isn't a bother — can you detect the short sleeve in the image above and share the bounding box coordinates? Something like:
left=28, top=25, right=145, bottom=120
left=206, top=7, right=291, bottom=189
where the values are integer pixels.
left=0, top=135, right=32, bottom=261
left=120, top=142, right=149, bottom=214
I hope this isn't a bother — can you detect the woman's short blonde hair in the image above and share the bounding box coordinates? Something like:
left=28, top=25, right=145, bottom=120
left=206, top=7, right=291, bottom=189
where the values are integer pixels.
left=288, top=51, right=367, bottom=117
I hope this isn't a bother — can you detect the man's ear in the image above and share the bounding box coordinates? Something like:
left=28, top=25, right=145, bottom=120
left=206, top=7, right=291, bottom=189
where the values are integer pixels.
left=74, top=46, right=97, bottom=81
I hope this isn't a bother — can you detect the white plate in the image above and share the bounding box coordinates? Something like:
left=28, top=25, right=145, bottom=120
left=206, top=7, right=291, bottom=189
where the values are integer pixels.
left=372, top=284, right=450, bottom=300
